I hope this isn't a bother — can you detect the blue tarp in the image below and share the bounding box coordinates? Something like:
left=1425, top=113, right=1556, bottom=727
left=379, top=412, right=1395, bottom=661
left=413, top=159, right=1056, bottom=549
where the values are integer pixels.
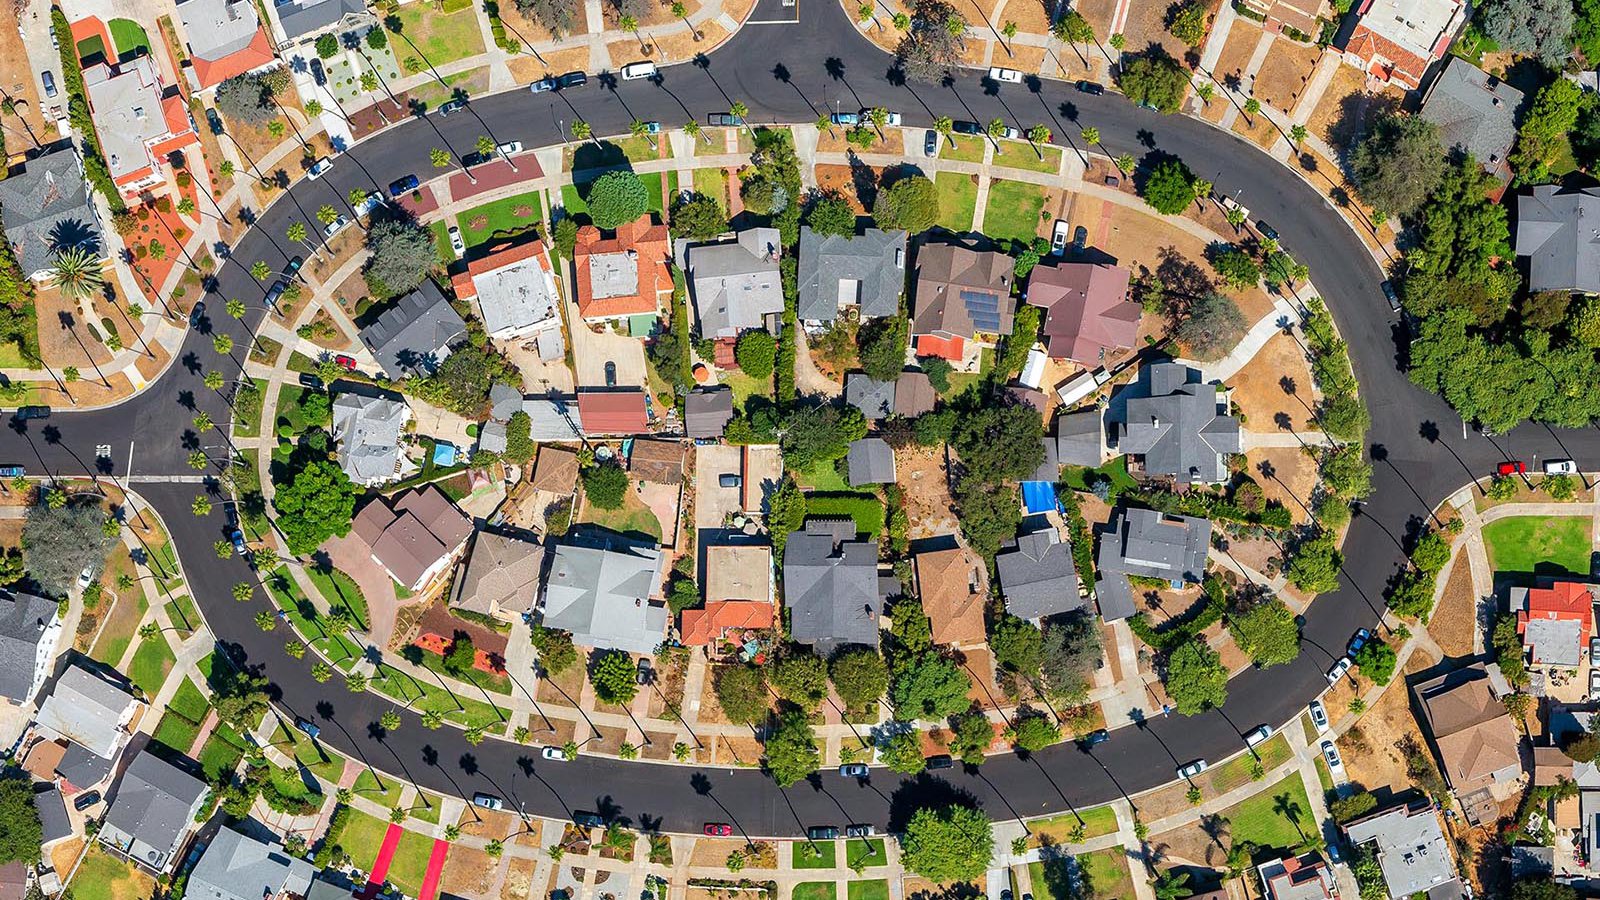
left=1021, top=481, right=1058, bottom=514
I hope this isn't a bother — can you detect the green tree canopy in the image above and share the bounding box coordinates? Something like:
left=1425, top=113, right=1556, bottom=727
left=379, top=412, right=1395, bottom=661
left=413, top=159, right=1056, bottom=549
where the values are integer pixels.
left=1227, top=595, right=1301, bottom=667
left=780, top=404, right=868, bottom=470
left=582, top=462, right=629, bottom=510
left=879, top=728, right=927, bottom=774
left=1164, top=642, right=1228, bottom=715
left=1286, top=533, right=1343, bottom=594
left=363, top=218, right=437, bottom=297
left=669, top=192, right=728, bottom=242
left=763, top=705, right=820, bottom=786
left=1352, top=639, right=1396, bottom=685
left=713, top=663, right=769, bottom=725
left=1141, top=159, right=1197, bottom=215
left=1173, top=291, right=1246, bottom=361
left=858, top=316, right=909, bottom=382
left=771, top=652, right=829, bottom=709
left=951, top=403, right=1045, bottom=483
left=22, top=498, right=116, bottom=597
left=807, top=194, right=858, bottom=238
left=872, top=176, right=939, bottom=233
left=1115, top=47, right=1189, bottom=113
left=829, top=647, right=888, bottom=712
left=585, top=171, right=651, bottom=230
left=735, top=330, right=777, bottom=379
left=272, top=457, right=358, bottom=556
left=900, top=804, right=994, bottom=883
left=1349, top=113, right=1445, bottom=221
left=590, top=650, right=639, bottom=705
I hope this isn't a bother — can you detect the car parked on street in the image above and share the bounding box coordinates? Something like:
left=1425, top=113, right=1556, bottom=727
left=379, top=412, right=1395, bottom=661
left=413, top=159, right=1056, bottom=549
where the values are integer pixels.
left=806, top=826, right=840, bottom=840
left=987, top=66, right=1023, bottom=83
left=573, top=812, right=606, bottom=828
left=557, top=71, right=588, bottom=89
left=839, top=763, right=869, bottom=779
left=1177, top=759, right=1208, bottom=778
left=859, top=109, right=902, bottom=125
left=1079, top=729, right=1109, bottom=748
left=1074, top=80, right=1104, bottom=94
left=529, top=76, right=557, bottom=93
left=436, top=99, right=465, bottom=116
left=324, top=214, right=349, bottom=238
left=0, top=466, right=23, bottom=478
left=541, top=746, right=567, bottom=761
left=1381, top=280, right=1401, bottom=313
left=708, top=112, right=744, bottom=127
left=497, top=141, right=523, bottom=155
left=14, top=405, right=50, bottom=420
left=294, top=718, right=321, bottom=740
left=230, top=530, right=248, bottom=556
left=1497, top=461, right=1528, bottom=476
left=829, top=111, right=860, bottom=126
left=703, top=823, right=733, bottom=836
left=621, top=61, right=657, bottom=80
left=306, top=157, right=333, bottom=180
left=1546, top=459, right=1579, bottom=475
left=845, top=824, right=876, bottom=837
left=388, top=174, right=419, bottom=197
left=1244, top=725, right=1273, bottom=747
left=473, top=793, right=504, bottom=810
left=1327, top=657, right=1353, bottom=683
left=925, top=754, right=954, bottom=769
left=1348, top=628, right=1371, bottom=655
left=951, top=120, right=983, bottom=135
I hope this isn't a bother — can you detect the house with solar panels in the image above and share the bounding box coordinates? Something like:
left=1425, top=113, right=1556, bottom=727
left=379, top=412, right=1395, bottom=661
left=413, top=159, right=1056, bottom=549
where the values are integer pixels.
left=910, top=243, right=1015, bottom=365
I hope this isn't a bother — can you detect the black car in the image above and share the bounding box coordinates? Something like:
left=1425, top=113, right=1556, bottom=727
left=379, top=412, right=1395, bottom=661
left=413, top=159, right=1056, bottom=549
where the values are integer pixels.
left=844, top=824, right=876, bottom=837
left=557, top=71, right=588, bottom=89
left=298, top=372, right=324, bottom=390
left=71, top=790, right=100, bottom=811
left=806, top=826, right=840, bottom=841
left=388, top=174, right=420, bottom=197
left=1075, top=80, right=1105, bottom=95
left=205, top=107, right=224, bottom=134
left=707, top=112, right=745, bottom=127
left=285, top=255, right=304, bottom=276
left=1078, top=728, right=1110, bottom=748
left=264, top=280, right=289, bottom=308
left=924, top=754, right=954, bottom=769
left=1380, top=280, right=1400, bottom=313
left=13, top=406, right=50, bottom=420
left=923, top=129, right=938, bottom=157
left=573, top=811, right=606, bottom=828
left=636, top=657, right=653, bottom=685
left=718, top=473, right=741, bottom=488
left=951, top=120, right=983, bottom=136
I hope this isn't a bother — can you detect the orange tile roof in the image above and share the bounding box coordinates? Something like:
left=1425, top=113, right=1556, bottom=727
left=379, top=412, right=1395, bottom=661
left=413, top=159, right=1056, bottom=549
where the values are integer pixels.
left=572, top=215, right=670, bottom=319
left=1518, top=581, right=1594, bottom=646
left=681, top=600, right=776, bottom=646
left=160, top=94, right=193, bottom=140
left=1344, top=24, right=1431, bottom=89
left=450, top=240, right=548, bottom=301
left=189, top=27, right=276, bottom=88
left=576, top=391, right=649, bottom=434
left=915, top=333, right=965, bottom=361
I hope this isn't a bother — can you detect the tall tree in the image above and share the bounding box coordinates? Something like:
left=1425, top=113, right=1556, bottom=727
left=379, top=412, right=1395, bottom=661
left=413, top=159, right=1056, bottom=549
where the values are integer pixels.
left=900, top=804, right=994, bottom=883
left=1349, top=113, right=1446, bottom=221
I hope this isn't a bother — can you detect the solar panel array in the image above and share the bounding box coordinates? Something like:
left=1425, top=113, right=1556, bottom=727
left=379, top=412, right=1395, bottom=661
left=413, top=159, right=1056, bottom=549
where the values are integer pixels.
left=960, top=289, right=1003, bottom=332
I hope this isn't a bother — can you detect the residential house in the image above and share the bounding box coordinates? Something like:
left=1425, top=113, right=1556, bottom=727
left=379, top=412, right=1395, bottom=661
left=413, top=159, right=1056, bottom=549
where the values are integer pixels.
left=351, top=486, right=472, bottom=593
left=996, top=527, right=1082, bottom=620
left=1342, top=802, right=1463, bottom=899
left=82, top=56, right=198, bottom=199
left=576, top=391, right=649, bottom=435
left=914, top=545, right=985, bottom=646
left=0, top=864, right=24, bottom=900
left=539, top=538, right=666, bottom=654
left=33, top=785, right=70, bottom=846
left=174, top=0, right=277, bottom=90
left=331, top=393, right=412, bottom=487
left=1109, top=361, right=1240, bottom=484
left=1514, top=581, right=1594, bottom=668
left=1340, top=0, right=1466, bottom=91
left=524, top=397, right=584, bottom=440
left=1255, top=853, right=1336, bottom=900
left=449, top=531, right=546, bottom=624
left=530, top=446, right=580, bottom=496
left=894, top=371, right=936, bottom=417
left=1237, top=0, right=1330, bottom=38
left=0, top=591, right=61, bottom=705
left=0, top=146, right=103, bottom=280
left=32, top=663, right=142, bottom=778
left=846, top=438, right=896, bottom=487
left=783, top=520, right=884, bottom=655
left=573, top=216, right=672, bottom=328
left=685, top=387, right=735, bottom=439
left=1516, top=185, right=1600, bottom=295
left=687, top=227, right=784, bottom=339
left=1533, top=745, right=1573, bottom=787
left=1414, top=663, right=1524, bottom=820
left=1025, top=262, right=1138, bottom=365
left=629, top=439, right=685, bottom=484
left=911, top=243, right=1015, bottom=361
left=1055, top=409, right=1106, bottom=467
left=684, top=545, right=775, bottom=646
left=358, top=280, right=469, bottom=379
left=489, top=383, right=524, bottom=423
left=1420, top=57, right=1525, bottom=185
left=450, top=241, right=565, bottom=355
left=796, top=227, right=908, bottom=324
left=270, top=0, right=369, bottom=44
left=845, top=374, right=896, bottom=420
left=1095, top=507, right=1212, bottom=622
left=186, top=827, right=316, bottom=900
left=98, top=750, right=209, bottom=874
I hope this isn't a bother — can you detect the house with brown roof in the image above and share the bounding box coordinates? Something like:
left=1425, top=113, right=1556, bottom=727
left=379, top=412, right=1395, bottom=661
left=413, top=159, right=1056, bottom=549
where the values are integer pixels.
left=629, top=439, right=685, bottom=484
left=1237, top=0, right=1329, bottom=39
left=531, top=446, right=580, bottom=495
left=449, top=531, right=546, bottom=623
left=894, top=371, right=936, bottom=417
left=352, top=486, right=473, bottom=592
left=914, top=545, right=985, bottom=646
left=911, top=243, right=1015, bottom=362
left=1025, top=262, right=1139, bottom=365
left=1414, top=663, right=1525, bottom=822
left=572, top=215, right=672, bottom=325
left=576, top=391, right=650, bottom=435
left=1533, top=745, right=1573, bottom=786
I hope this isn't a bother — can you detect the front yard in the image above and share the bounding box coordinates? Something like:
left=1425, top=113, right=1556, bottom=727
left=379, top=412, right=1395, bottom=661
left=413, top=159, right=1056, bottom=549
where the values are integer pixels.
left=1482, top=515, right=1592, bottom=577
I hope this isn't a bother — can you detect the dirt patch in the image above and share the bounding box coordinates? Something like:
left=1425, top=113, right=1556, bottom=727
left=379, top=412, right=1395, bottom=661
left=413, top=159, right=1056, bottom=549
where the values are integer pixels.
left=814, top=163, right=886, bottom=213
left=1305, top=64, right=1401, bottom=151
left=1075, top=0, right=1116, bottom=35
left=461, top=808, right=517, bottom=840
left=710, top=734, right=763, bottom=765
left=653, top=21, right=730, bottom=61
left=1120, top=0, right=1215, bottom=65
left=306, top=227, right=367, bottom=283
left=816, top=127, right=905, bottom=156
left=535, top=661, right=585, bottom=707
left=1225, top=331, right=1316, bottom=432
left=998, top=0, right=1053, bottom=37
left=1231, top=108, right=1281, bottom=150
left=896, top=445, right=957, bottom=538
left=588, top=724, right=628, bottom=756
left=501, top=858, right=536, bottom=900
left=508, top=49, right=592, bottom=85
left=0, top=29, right=58, bottom=150
left=1336, top=644, right=1439, bottom=798
left=1245, top=447, right=1317, bottom=526
left=441, top=846, right=497, bottom=896
left=1253, top=41, right=1324, bottom=113
left=689, top=836, right=745, bottom=867
left=37, top=287, right=112, bottom=368
left=50, top=839, right=84, bottom=876
left=302, top=309, right=351, bottom=351
left=1430, top=557, right=1477, bottom=659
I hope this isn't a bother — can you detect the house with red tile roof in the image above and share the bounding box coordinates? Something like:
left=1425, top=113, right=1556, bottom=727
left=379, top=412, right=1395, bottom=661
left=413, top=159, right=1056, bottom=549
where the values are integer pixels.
left=82, top=56, right=198, bottom=199
left=572, top=215, right=672, bottom=325
left=1025, top=262, right=1139, bottom=365
left=1515, top=581, right=1595, bottom=668
left=576, top=391, right=650, bottom=435
left=175, top=0, right=278, bottom=90
left=1340, top=0, right=1465, bottom=91
left=685, top=545, right=775, bottom=646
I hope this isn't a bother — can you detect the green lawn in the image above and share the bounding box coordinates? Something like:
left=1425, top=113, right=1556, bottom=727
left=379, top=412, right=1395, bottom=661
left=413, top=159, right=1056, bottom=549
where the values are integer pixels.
left=940, top=135, right=986, bottom=163
left=272, top=724, right=346, bottom=784
left=165, top=594, right=201, bottom=636
left=395, top=3, right=485, bottom=67
left=370, top=663, right=510, bottom=730
left=793, top=840, right=836, bottom=868
left=1482, top=515, right=1593, bottom=576
left=1209, top=733, right=1291, bottom=793
left=804, top=493, right=884, bottom=540
left=722, top=370, right=771, bottom=408
left=1028, top=862, right=1060, bottom=900
left=846, top=882, right=888, bottom=900
left=1060, top=457, right=1138, bottom=496
left=354, top=768, right=405, bottom=808
left=89, top=588, right=149, bottom=668
left=456, top=190, right=546, bottom=248
left=337, top=809, right=435, bottom=897
left=75, top=35, right=106, bottom=62
left=413, top=646, right=512, bottom=695
left=793, top=884, right=835, bottom=900
left=569, top=135, right=671, bottom=169
left=127, top=636, right=176, bottom=695
left=934, top=171, right=978, bottom=232
left=561, top=171, right=675, bottom=223
left=993, top=140, right=1062, bottom=174
left=168, top=677, right=210, bottom=722
left=412, top=793, right=444, bottom=824
left=799, top=458, right=851, bottom=492
left=152, top=709, right=203, bottom=753
left=982, top=180, right=1048, bottom=245
left=69, top=847, right=153, bottom=900
left=1220, top=772, right=1315, bottom=851
left=198, top=724, right=251, bottom=782
left=692, top=167, right=729, bottom=210
left=579, top=490, right=664, bottom=542
left=845, top=838, right=886, bottom=869
left=1076, top=849, right=1133, bottom=900
left=107, top=18, right=151, bottom=57
left=307, top=564, right=369, bottom=629
left=233, top=377, right=268, bottom=438
left=1314, top=755, right=1334, bottom=794
left=265, top=568, right=364, bottom=670
left=1028, top=804, right=1120, bottom=843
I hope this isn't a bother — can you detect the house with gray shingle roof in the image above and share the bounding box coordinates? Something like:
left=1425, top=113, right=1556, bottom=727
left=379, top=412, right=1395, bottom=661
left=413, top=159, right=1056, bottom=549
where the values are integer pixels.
left=98, top=750, right=209, bottom=874
left=845, top=374, right=896, bottom=420
left=1110, top=362, right=1240, bottom=485
left=846, top=438, right=895, bottom=486
left=1515, top=185, right=1600, bottom=294
left=0, top=591, right=61, bottom=705
left=524, top=396, right=583, bottom=440
left=332, top=393, right=412, bottom=486
left=1056, top=409, right=1106, bottom=467
left=1420, top=57, right=1523, bottom=182
left=33, top=785, right=70, bottom=846
left=1094, top=507, right=1212, bottom=621
left=686, top=387, right=734, bottom=438
left=34, top=662, right=142, bottom=760
left=796, top=227, right=908, bottom=323
left=187, top=827, right=316, bottom=900
left=783, top=520, right=884, bottom=655
left=0, top=146, right=102, bottom=280
left=358, top=280, right=469, bottom=379
left=451, top=531, right=546, bottom=623
left=687, top=228, right=784, bottom=339
left=271, top=0, right=368, bottom=42
left=540, top=538, right=666, bottom=654
left=996, top=527, right=1083, bottom=620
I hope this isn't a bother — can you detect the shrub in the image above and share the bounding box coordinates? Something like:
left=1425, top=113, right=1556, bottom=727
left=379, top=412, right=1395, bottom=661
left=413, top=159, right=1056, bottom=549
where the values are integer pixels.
left=585, top=171, right=650, bottom=230
left=581, top=462, right=629, bottom=509
left=734, top=330, right=776, bottom=379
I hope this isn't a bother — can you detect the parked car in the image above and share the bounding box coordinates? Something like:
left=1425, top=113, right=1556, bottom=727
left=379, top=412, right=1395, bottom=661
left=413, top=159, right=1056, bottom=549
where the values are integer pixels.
left=205, top=107, right=224, bottom=134
left=557, top=71, right=588, bottom=89
left=1321, top=740, right=1345, bottom=778
left=621, top=61, right=657, bottom=80
left=541, top=746, right=567, bottom=761
left=1497, top=461, right=1528, bottom=476
left=1545, top=459, right=1579, bottom=475
left=529, top=76, right=557, bottom=93
left=604, top=360, right=617, bottom=387
left=71, top=790, right=100, bottom=811
left=324, top=214, right=349, bottom=238
left=333, top=355, right=358, bottom=371
left=0, top=466, right=23, bottom=478
left=923, top=129, right=938, bottom=157
left=839, top=763, right=869, bottom=779
left=353, top=191, right=384, bottom=218
left=1050, top=219, right=1070, bottom=256
left=845, top=824, right=876, bottom=837
left=573, top=812, right=606, bottom=828
left=1326, top=657, right=1353, bottom=683
left=294, top=718, right=321, bottom=740
left=718, top=473, right=741, bottom=488
left=1244, top=725, right=1273, bottom=747
left=285, top=255, right=304, bottom=276
left=1347, top=628, right=1371, bottom=655
left=230, top=529, right=248, bottom=556
left=306, top=157, right=333, bottom=180
left=924, top=754, right=954, bottom=769
left=951, top=120, right=983, bottom=135
left=497, top=141, right=524, bottom=155
left=703, top=823, right=733, bottom=836
left=1256, top=221, right=1280, bottom=243
left=1176, top=759, right=1208, bottom=779
left=636, top=657, right=653, bottom=685
left=1308, top=699, right=1328, bottom=733
left=1381, top=280, right=1401, bottom=313
left=263, top=280, right=288, bottom=309
left=1590, top=667, right=1600, bottom=697
left=1074, top=80, right=1105, bottom=94
left=1104, top=175, right=1121, bottom=187
left=987, top=66, right=1023, bottom=83
left=806, top=826, right=840, bottom=841
left=13, top=405, right=49, bottom=420
left=472, top=793, right=505, bottom=810
left=448, top=225, right=465, bottom=259
left=76, top=566, right=94, bottom=590
left=298, top=373, right=323, bottom=390
left=859, top=109, right=902, bottom=125
left=708, top=111, right=745, bottom=127
left=437, top=99, right=465, bottom=116
left=1590, top=637, right=1599, bottom=660
left=993, top=125, right=1022, bottom=140
left=1078, top=729, right=1110, bottom=748
left=41, top=70, right=55, bottom=98
left=829, top=112, right=860, bottom=126
left=641, top=121, right=662, bottom=134
left=388, top=174, right=420, bottom=197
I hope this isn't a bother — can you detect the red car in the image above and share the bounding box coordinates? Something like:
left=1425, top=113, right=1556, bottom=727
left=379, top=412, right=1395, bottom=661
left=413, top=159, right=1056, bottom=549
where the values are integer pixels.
left=333, top=354, right=357, bottom=371
left=1496, top=461, right=1527, bottom=476
left=703, top=823, right=733, bottom=837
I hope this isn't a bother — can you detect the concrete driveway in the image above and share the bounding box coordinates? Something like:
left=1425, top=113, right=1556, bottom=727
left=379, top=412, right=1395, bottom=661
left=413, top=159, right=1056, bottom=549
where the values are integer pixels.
left=566, top=300, right=647, bottom=389
left=696, top=445, right=745, bottom=531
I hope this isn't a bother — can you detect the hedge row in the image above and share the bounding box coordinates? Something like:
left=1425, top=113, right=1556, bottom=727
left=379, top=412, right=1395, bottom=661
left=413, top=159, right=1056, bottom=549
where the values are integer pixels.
left=1126, top=574, right=1226, bottom=651
left=51, top=8, right=125, bottom=213
left=1124, top=486, right=1293, bottom=531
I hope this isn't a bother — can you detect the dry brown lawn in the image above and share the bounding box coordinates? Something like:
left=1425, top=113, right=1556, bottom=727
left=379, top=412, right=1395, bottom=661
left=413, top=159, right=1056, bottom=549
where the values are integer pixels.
left=814, top=163, right=885, bottom=213
left=461, top=808, right=518, bottom=840
left=0, top=25, right=57, bottom=149
left=1074, top=0, right=1116, bottom=35
left=1121, top=0, right=1210, bottom=64
left=501, top=858, right=537, bottom=900
left=307, top=228, right=367, bottom=282
left=1430, top=557, right=1477, bottom=659
left=998, top=0, right=1054, bottom=36
left=654, top=21, right=730, bottom=61
left=441, top=847, right=497, bottom=896
left=37, top=286, right=112, bottom=368
left=509, top=49, right=592, bottom=84
left=1305, top=65, right=1403, bottom=151
left=1336, top=644, right=1439, bottom=796
left=1226, top=332, right=1316, bottom=431
left=1247, top=447, right=1317, bottom=525
left=1253, top=41, right=1324, bottom=113
left=1212, top=21, right=1259, bottom=88
left=816, top=128, right=905, bottom=156
left=1230, top=108, right=1280, bottom=149
left=688, top=836, right=743, bottom=867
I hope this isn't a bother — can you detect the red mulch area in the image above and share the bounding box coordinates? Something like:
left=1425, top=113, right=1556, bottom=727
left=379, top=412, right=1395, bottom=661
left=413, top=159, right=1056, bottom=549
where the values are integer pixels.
left=412, top=632, right=507, bottom=675
left=397, top=186, right=440, bottom=218
left=450, top=157, right=544, bottom=200
left=416, top=604, right=509, bottom=655
left=347, top=99, right=409, bottom=139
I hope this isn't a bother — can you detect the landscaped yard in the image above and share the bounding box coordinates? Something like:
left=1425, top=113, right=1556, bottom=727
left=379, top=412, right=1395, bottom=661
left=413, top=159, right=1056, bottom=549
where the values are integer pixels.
left=982, top=180, right=1047, bottom=244
left=272, top=723, right=346, bottom=784
left=940, top=135, right=986, bottom=163
left=579, top=490, right=663, bottom=542
left=88, top=587, right=147, bottom=667
left=354, top=768, right=405, bottom=808
left=307, top=563, right=369, bottom=629
left=561, top=172, right=678, bottom=222
left=804, top=493, right=883, bottom=540
left=69, top=846, right=153, bottom=900
left=847, top=881, right=889, bottom=900
left=337, top=809, right=435, bottom=897
left=1482, top=516, right=1592, bottom=577
left=198, top=724, right=252, bottom=782
left=693, top=167, right=729, bottom=210
left=456, top=190, right=546, bottom=248
left=793, top=840, right=836, bottom=868
left=934, top=172, right=978, bottom=232
left=845, top=838, right=887, bottom=869
left=1219, top=772, right=1315, bottom=852
left=274, top=385, right=326, bottom=437
left=165, top=594, right=200, bottom=635
left=152, top=678, right=210, bottom=752
left=1028, top=804, right=1120, bottom=844
left=370, top=663, right=511, bottom=731
left=1076, top=849, right=1132, bottom=900
left=793, top=883, right=835, bottom=900
left=798, top=458, right=850, bottom=492
left=395, top=2, right=486, bottom=67
left=127, top=635, right=176, bottom=695
left=1060, top=457, right=1137, bottom=496
left=993, top=140, right=1062, bottom=174
left=108, top=18, right=151, bottom=56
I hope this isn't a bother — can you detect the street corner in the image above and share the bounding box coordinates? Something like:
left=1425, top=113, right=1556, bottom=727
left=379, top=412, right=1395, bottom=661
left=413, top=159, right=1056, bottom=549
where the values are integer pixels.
left=746, top=0, right=800, bottom=25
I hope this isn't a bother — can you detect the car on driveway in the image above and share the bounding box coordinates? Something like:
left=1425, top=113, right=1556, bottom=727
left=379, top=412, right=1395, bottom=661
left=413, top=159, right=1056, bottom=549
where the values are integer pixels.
left=636, top=657, right=653, bottom=685
left=1497, top=461, right=1528, bottom=476
left=1321, top=740, right=1346, bottom=779
left=541, top=746, right=567, bottom=761
left=1546, top=459, right=1579, bottom=475
left=1308, top=699, right=1328, bottom=733
left=205, top=107, right=224, bottom=134
left=1075, top=80, right=1104, bottom=94
left=448, top=225, right=465, bottom=259
left=529, top=76, right=557, bottom=93
left=1327, top=657, right=1353, bottom=683
left=71, top=790, right=100, bottom=811
left=1050, top=219, right=1070, bottom=256
left=1591, top=667, right=1600, bottom=697
left=987, top=66, right=1023, bottom=83
left=839, top=763, right=869, bottom=779
left=924, top=129, right=938, bottom=157
left=306, top=157, right=333, bottom=180
left=718, top=473, right=741, bottom=488
left=333, top=354, right=357, bottom=371
left=1177, top=759, right=1208, bottom=778
left=703, top=823, right=733, bottom=836
left=473, top=793, right=505, bottom=810
left=76, top=566, right=94, bottom=590
left=41, top=71, right=56, bottom=98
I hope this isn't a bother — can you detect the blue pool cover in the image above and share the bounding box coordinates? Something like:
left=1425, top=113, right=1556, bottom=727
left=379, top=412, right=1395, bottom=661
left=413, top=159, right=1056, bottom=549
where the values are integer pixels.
left=1021, top=481, right=1058, bottom=514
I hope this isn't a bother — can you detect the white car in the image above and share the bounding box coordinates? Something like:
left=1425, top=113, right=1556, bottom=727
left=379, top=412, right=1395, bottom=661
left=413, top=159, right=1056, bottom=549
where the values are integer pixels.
left=76, top=566, right=94, bottom=590
left=1321, top=740, right=1346, bottom=780
left=858, top=108, right=902, bottom=126
left=306, top=157, right=333, bottom=180
left=621, top=61, right=658, bottom=80
left=987, top=66, right=1023, bottom=84
left=497, top=141, right=523, bottom=156
left=324, top=214, right=349, bottom=238
left=353, top=191, right=384, bottom=219
left=471, top=792, right=504, bottom=810
left=1545, top=459, right=1579, bottom=475
left=1244, top=724, right=1273, bottom=747
left=1177, top=759, right=1209, bottom=779
left=448, top=225, right=465, bottom=259
left=1050, top=219, right=1070, bottom=256
left=1308, top=699, right=1328, bottom=733
left=1326, top=657, right=1353, bottom=684
left=541, top=746, right=567, bottom=761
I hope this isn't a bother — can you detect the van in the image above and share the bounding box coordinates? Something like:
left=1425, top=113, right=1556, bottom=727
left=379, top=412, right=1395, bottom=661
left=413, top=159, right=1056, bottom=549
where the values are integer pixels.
left=621, top=61, right=657, bottom=80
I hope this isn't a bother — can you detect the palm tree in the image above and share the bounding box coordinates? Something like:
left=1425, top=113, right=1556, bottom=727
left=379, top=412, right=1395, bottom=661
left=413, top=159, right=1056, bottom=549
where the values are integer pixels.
left=730, top=101, right=750, bottom=139
left=945, top=12, right=966, bottom=40
left=476, top=135, right=495, bottom=160
left=570, top=120, right=592, bottom=143
left=422, top=709, right=444, bottom=729
left=255, top=611, right=276, bottom=631
left=892, top=12, right=910, bottom=28
left=226, top=299, right=246, bottom=319
left=193, top=411, right=214, bottom=432
left=213, top=334, right=234, bottom=355
left=816, top=113, right=835, bottom=138
left=176, top=196, right=196, bottom=216
left=203, top=371, right=224, bottom=391
left=1080, top=126, right=1099, bottom=145
left=305, top=99, right=324, bottom=117
left=48, top=246, right=104, bottom=300
left=443, top=824, right=461, bottom=842
left=1195, top=82, right=1214, bottom=104
left=62, top=366, right=79, bottom=383
left=1149, top=870, right=1190, bottom=900
left=285, top=641, right=306, bottom=659
left=1290, top=123, right=1308, bottom=146
left=1000, top=20, right=1017, bottom=56
left=317, top=205, right=339, bottom=229
left=672, top=1, right=699, bottom=40
left=232, top=581, right=253, bottom=601
left=935, top=115, right=955, bottom=149
left=379, top=710, right=402, bottom=731
left=1243, top=97, right=1261, bottom=125
left=1192, top=178, right=1213, bottom=209
left=346, top=672, right=368, bottom=693
left=1114, top=152, right=1136, bottom=173
left=192, top=496, right=213, bottom=517
left=867, top=107, right=889, bottom=139
left=631, top=118, right=657, bottom=150
left=430, top=147, right=450, bottom=168
left=1026, top=124, right=1050, bottom=159
left=311, top=662, right=332, bottom=683
left=986, top=117, right=1008, bottom=146
left=187, top=451, right=209, bottom=470
left=347, top=188, right=368, bottom=209
left=684, top=120, right=707, bottom=145
left=620, top=14, right=647, bottom=52
left=250, top=261, right=271, bottom=281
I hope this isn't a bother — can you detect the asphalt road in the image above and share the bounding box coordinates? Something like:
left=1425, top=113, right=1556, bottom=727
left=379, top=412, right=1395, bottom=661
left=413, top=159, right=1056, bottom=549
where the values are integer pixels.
left=17, top=0, right=1592, bottom=835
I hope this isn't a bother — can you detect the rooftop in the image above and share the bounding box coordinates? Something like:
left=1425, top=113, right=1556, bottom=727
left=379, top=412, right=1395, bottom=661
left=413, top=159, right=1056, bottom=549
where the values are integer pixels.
left=687, top=228, right=784, bottom=338
left=685, top=387, right=735, bottom=438
left=1095, top=507, right=1211, bottom=621
left=82, top=57, right=189, bottom=187
left=1420, top=57, right=1524, bottom=175
left=331, top=393, right=410, bottom=486
left=914, top=545, right=985, bottom=645
left=996, top=527, right=1083, bottom=620
left=912, top=242, right=1016, bottom=341
left=0, top=146, right=102, bottom=279
left=783, top=520, right=884, bottom=654
left=1026, top=262, right=1139, bottom=364
left=100, top=750, right=208, bottom=874
left=1343, top=802, right=1462, bottom=900
left=0, top=590, right=57, bottom=702
left=450, top=531, right=545, bottom=620
left=541, top=538, right=666, bottom=654
left=573, top=216, right=671, bottom=319
left=187, top=827, right=316, bottom=900
left=352, top=486, right=473, bottom=591
left=358, top=280, right=469, bottom=379
left=34, top=663, right=138, bottom=759
left=576, top=391, right=650, bottom=435
left=175, top=0, right=274, bottom=87
left=796, top=227, right=908, bottom=321
left=451, top=241, right=562, bottom=340
left=1111, top=362, right=1240, bottom=484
